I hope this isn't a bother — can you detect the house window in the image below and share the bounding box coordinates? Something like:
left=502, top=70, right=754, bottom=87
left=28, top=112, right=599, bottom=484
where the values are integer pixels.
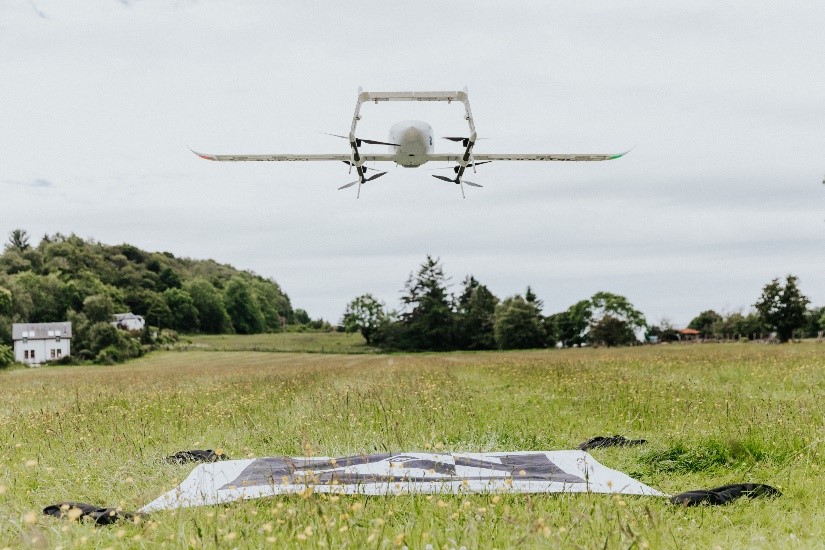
left=30, top=350, right=35, bottom=360
left=24, top=350, right=29, bottom=359
left=56, top=349, right=62, bottom=357
left=50, top=349, right=56, bottom=359
left=56, top=336, right=61, bottom=342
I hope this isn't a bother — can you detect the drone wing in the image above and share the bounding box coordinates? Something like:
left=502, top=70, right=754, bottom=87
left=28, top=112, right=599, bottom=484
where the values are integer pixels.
left=192, top=151, right=397, bottom=163
left=427, top=151, right=629, bottom=163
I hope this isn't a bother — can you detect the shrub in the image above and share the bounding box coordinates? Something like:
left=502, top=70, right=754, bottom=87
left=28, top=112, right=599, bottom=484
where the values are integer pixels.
left=0, top=343, right=14, bottom=368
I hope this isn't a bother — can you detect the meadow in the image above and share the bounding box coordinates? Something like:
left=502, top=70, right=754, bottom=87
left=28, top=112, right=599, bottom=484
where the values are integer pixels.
left=1, top=342, right=824, bottom=548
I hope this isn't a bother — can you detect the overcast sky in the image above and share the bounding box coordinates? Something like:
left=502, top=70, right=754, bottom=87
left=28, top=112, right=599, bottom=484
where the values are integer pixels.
left=2, top=0, right=823, bottom=326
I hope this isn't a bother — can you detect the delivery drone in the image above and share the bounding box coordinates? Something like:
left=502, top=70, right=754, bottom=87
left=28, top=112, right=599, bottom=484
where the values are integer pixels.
left=193, top=88, right=628, bottom=198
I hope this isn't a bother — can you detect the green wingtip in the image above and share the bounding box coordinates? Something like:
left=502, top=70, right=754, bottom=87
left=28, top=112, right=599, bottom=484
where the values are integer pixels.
left=612, top=147, right=635, bottom=159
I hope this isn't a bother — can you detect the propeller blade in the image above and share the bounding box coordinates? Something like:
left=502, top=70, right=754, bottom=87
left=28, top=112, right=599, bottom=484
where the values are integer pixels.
left=342, top=161, right=381, bottom=172
left=464, top=180, right=483, bottom=188
left=319, top=132, right=400, bottom=147
left=338, top=180, right=359, bottom=190
left=358, top=138, right=401, bottom=147
left=318, top=131, right=349, bottom=140
left=432, top=175, right=456, bottom=183
left=365, top=171, right=388, bottom=182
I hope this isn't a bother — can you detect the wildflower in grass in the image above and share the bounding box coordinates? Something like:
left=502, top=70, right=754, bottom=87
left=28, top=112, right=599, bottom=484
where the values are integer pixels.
left=24, top=459, right=38, bottom=467
left=339, top=525, right=348, bottom=533
left=0, top=485, right=5, bottom=494
left=23, top=510, right=37, bottom=524
left=266, top=536, right=276, bottom=543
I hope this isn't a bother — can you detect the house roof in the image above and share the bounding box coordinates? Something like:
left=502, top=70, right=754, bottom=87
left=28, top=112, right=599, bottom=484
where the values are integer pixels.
left=113, top=313, right=144, bottom=321
left=12, top=322, right=72, bottom=340
left=678, top=328, right=701, bottom=335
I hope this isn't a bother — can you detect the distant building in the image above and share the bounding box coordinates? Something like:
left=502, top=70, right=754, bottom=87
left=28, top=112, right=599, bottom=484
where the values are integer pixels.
left=677, top=328, right=701, bottom=342
left=12, top=322, right=72, bottom=366
left=112, top=313, right=145, bottom=331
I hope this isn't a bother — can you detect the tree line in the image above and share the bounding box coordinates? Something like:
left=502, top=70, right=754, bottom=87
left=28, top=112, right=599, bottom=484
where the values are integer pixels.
left=342, top=257, right=822, bottom=351
left=342, top=256, right=648, bottom=351
left=0, top=230, right=296, bottom=364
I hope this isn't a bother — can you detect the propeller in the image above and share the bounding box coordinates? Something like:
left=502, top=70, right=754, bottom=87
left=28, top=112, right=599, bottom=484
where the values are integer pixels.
left=432, top=174, right=483, bottom=199
left=319, top=132, right=400, bottom=147
left=339, top=170, right=388, bottom=198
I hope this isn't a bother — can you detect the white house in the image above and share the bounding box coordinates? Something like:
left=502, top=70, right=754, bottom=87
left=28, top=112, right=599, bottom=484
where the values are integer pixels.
left=12, top=322, right=72, bottom=366
left=111, top=313, right=145, bottom=332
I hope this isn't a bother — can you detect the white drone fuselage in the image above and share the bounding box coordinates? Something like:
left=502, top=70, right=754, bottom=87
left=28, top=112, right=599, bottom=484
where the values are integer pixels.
left=387, top=120, right=435, bottom=167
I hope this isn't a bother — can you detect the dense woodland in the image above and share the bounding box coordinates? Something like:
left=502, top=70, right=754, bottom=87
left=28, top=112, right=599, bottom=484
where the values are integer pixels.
left=0, top=230, right=295, bottom=363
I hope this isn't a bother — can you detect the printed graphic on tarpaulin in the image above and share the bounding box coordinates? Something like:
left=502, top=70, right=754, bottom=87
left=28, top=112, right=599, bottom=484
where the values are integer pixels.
left=141, top=451, right=663, bottom=512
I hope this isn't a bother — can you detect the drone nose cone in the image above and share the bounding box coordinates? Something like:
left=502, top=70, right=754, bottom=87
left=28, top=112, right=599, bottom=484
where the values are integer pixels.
left=404, top=127, right=420, bottom=139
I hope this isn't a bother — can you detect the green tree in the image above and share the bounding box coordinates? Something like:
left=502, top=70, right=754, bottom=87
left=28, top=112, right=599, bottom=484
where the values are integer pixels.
left=551, top=300, right=593, bottom=347
left=590, top=315, right=636, bottom=347
left=186, top=279, right=232, bottom=334
left=342, top=294, right=386, bottom=345
left=224, top=277, right=264, bottom=334
left=6, top=229, right=31, bottom=252
left=146, top=293, right=173, bottom=330
left=0, top=343, right=13, bottom=368
left=455, top=276, right=498, bottom=350
left=293, top=309, right=311, bottom=325
left=89, top=322, right=121, bottom=355
left=590, top=292, right=646, bottom=333
left=732, top=312, right=767, bottom=340
left=802, top=307, right=824, bottom=338
left=494, top=295, right=546, bottom=349
left=646, top=319, right=679, bottom=343
left=688, top=310, right=722, bottom=338
left=83, top=293, right=115, bottom=323
left=157, top=266, right=182, bottom=292
left=163, top=288, right=200, bottom=332
left=396, top=256, right=455, bottom=351
left=754, top=275, right=810, bottom=342
left=0, top=287, right=11, bottom=316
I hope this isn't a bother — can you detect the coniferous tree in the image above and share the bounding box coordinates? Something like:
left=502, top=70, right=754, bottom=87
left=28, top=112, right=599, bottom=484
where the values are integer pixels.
left=455, top=276, right=498, bottom=350
left=392, top=256, right=455, bottom=350
left=494, top=295, right=546, bottom=349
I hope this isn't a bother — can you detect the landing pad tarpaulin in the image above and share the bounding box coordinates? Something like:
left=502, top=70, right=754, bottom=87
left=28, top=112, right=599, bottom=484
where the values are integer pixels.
left=140, top=451, right=663, bottom=512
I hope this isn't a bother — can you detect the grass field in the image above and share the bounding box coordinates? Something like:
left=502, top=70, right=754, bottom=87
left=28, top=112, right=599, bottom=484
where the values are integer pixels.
left=179, top=331, right=371, bottom=354
left=1, top=343, right=824, bottom=548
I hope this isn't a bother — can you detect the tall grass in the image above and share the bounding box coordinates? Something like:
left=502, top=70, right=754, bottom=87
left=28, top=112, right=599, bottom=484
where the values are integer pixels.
left=1, top=343, right=824, bottom=548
